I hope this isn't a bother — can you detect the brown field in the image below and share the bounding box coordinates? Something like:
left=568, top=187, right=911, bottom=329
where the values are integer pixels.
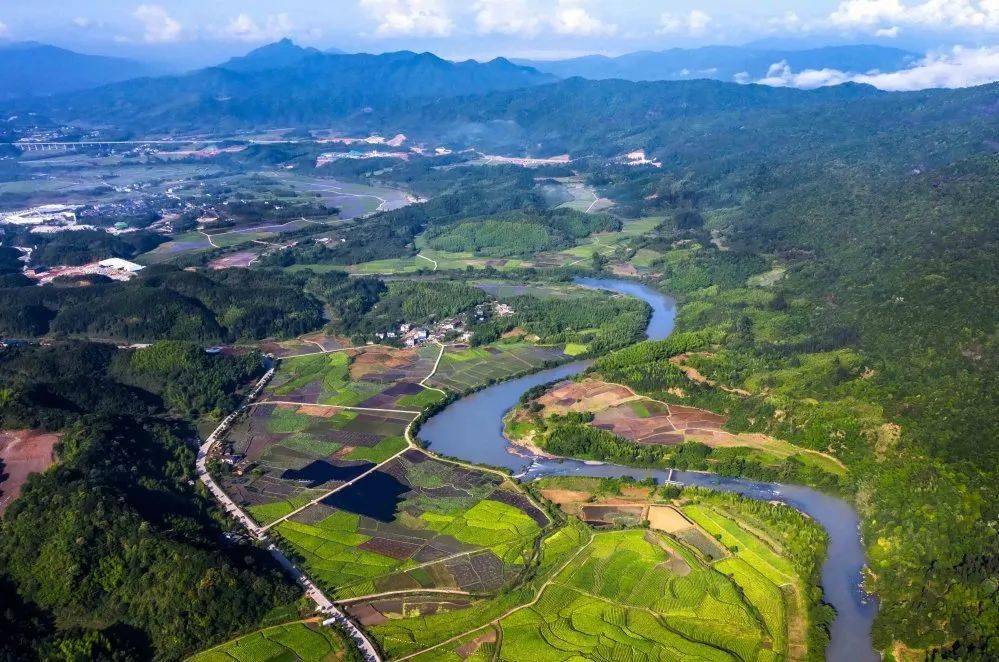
left=533, top=378, right=728, bottom=446
left=647, top=504, right=694, bottom=533
left=208, top=250, right=259, bottom=269
left=457, top=628, right=498, bottom=657
left=0, top=429, right=60, bottom=514
left=538, top=379, right=635, bottom=412
left=349, top=346, right=422, bottom=380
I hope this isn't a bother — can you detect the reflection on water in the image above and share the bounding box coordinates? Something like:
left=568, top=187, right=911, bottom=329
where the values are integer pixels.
left=419, top=277, right=879, bottom=661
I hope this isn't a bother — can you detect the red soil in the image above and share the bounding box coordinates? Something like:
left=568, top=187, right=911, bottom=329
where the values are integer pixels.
left=0, top=429, right=60, bottom=515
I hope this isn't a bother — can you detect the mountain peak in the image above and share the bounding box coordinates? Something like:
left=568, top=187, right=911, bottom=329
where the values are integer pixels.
left=220, top=39, right=320, bottom=73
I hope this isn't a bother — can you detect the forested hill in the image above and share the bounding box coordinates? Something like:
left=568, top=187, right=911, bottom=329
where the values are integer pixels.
left=13, top=48, right=554, bottom=133
left=361, top=77, right=997, bottom=167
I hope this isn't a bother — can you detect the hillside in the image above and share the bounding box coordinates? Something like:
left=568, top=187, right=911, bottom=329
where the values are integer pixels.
left=0, top=42, right=160, bottom=99
left=16, top=46, right=555, bottom=133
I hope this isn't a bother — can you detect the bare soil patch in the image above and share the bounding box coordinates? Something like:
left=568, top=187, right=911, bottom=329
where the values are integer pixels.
left=0, top=429, right=60, bottom=514
left=456, top=627, right=498, bottom=658
left=648, top=505, right=693, bottom=534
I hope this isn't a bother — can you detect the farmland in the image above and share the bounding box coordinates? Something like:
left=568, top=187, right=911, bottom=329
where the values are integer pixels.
left=368, top=476, right=827, bottom=661
left=507, top=377, right=846, bottom=482
left=188, top=620, right=350, bottom=662
left=428, top=342, right=569, bottom=393
left=272, top=449, right=547, bottom=600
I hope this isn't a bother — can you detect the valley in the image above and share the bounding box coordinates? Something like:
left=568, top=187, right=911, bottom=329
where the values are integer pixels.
left=0, top=29, right=994, bottom=662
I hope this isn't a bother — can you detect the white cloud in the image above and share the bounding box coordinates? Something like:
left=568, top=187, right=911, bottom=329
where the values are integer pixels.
left=551, top=0, right=617, bottom=36
left=658, top=10, right=712, bottom=36
left=223, top=13, right=294, bottom=42
left=474, top=0, right=543, bottom=36
left=72, top=17, right=93, bottom=29
left=359, top=0, right=454, bottom=37
left=829, top=0, right=999, bottom=32
left=752, top=46, right=999, bottom=91
left=769, top=11, right=803, bottom=31
left=0, top=20, right=7, bottom=37
left=133, top=4, right=182, bottom=43
left=875, top=25, right=900, bottom=37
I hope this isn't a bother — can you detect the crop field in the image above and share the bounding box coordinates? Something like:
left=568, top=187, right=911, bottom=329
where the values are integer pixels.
left=365, top=521, right=590, bottom=658
left=395, top=524, right=792, bottom=662
left=529, top=378, right=728, bottom=446
left=524, top=378, right=844, bottom=472
left=366, top=479, right=807, bottom=661
left=267, top=346, right=439, bottom=408
left=219, top=403, right=413, bottom=519
left=138, top=230, right=214, bottom=264
left=255, top=333, right=352, bottom=358
left=273, top=450, right=547, bottom=600
left=429, top=342, right=568, bottom=393
left=344, top=247, right=532, bottom=275
left=189, top=620, right=348, bottom=662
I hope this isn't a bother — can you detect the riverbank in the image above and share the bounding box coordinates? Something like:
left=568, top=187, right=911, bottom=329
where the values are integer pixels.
left=418, top=276, right=878, bottom=662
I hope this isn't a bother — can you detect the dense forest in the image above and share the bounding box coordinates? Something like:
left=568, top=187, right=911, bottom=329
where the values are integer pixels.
left=0, top=266, right=329, bottom=342
left=0, top=341, right=297, bottom=660
left=7, top=229, right=167, bottom=268
left=584, top=155, right=998, bottom=654
left=423, top=208, right=619, bottom=257
left=472, top=290, right=650, bottom=355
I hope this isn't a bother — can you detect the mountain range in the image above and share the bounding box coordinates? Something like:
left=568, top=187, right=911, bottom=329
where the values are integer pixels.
left=515, top=45, right=918, bottom=83
left=0, top=42, right=162, bottom=100
left=9, top=42, right=554, bottom=134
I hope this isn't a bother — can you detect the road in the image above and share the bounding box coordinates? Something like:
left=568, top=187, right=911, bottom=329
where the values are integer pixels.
left=196, top=365, right=382, bottom=662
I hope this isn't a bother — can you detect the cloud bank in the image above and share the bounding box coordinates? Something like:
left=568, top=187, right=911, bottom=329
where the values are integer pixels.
left=750, top=46, right=999, bottom=91
left=133, top=4, right=182, bottom=43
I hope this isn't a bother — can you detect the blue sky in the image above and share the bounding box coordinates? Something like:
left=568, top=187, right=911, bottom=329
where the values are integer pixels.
left=0, top=1, right=996, bottom=66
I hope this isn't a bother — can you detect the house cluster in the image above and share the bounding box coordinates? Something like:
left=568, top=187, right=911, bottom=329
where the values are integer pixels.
left=375, top=316, right=476, bottom=347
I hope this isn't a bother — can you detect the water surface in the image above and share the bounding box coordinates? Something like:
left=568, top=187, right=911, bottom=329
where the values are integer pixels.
left=419, top=276, right=878, bottom=661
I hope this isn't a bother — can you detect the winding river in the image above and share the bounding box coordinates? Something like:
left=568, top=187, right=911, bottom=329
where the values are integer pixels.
left=419, top=277, right=879, bottom=661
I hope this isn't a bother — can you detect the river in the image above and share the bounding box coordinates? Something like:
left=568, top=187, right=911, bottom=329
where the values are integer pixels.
left=419, top=277, right=879, bottom=661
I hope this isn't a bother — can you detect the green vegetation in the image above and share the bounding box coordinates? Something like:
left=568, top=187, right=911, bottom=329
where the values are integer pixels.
left=0, top=340, right=262, bottom=428
left=11, top=228, right=166, bottom=267
left=536, top=416, right=844, bottom=492
left=342, top=435, right=407, bottom=463
left=0, top=340, right=300, bottom=660
left=471, top=290, right=649, bottom=355
left=0, top=266, right=323, bottom=342
left=188, top=620, right=355, bottom=662
left=423, top=209, right=618, bottom=257
left=354, top=280, right=487, bottom=335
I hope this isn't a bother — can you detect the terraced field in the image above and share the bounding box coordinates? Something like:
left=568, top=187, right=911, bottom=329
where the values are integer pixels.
left=188, top=620, right=349, bottom=662
left=365, top=492, right=807, bottom=661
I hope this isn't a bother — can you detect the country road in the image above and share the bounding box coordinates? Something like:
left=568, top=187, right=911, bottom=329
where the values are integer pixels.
left=196, top=364, right=382, bottom=662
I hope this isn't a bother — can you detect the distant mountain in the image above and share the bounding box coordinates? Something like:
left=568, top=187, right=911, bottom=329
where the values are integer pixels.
left=23, top=45, right=555, bottom=133
left=515, top=45, right=919, bottom=83
left=0, top=42, right=160, bottom=99
left=219, top=38, right=323, bottom=73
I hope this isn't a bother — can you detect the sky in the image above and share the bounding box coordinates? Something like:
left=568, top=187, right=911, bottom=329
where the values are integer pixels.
left=0, top=1, right=997, bottom=88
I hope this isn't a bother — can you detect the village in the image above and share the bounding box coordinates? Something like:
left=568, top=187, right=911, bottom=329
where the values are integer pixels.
left=373, top=300, right=515, bottom=347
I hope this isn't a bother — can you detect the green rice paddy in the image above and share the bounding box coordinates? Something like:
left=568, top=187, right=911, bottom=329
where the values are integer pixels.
left=188, top=620, right=347, bottom=662
left=369, top=506, right=800, bottom=661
